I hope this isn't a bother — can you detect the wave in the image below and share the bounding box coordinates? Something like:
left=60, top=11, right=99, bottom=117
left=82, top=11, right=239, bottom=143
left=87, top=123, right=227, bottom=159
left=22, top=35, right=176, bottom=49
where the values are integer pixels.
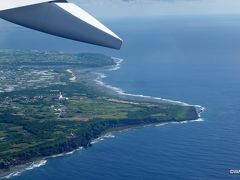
left=3, top=160, right=47, bottom=179
left=2, top=146, right=84, bottom=179
left=25, top=160, right=47, bottom=171
left=109, top=57, right=124, bottom=71
left=91, top=133, right=115, bottom=145
left=94, top=73, right=124, bottom=95
left=2, top=57, right=205, bottom=179
left=104, top=133, right=115, bottom=139
left=155, top=118, right=205, bottom=127
left=93, top=58, right=205, bottom=112
left=49, top=147, right=83, bottom=158
left=90, top=118, right=204, bottom=146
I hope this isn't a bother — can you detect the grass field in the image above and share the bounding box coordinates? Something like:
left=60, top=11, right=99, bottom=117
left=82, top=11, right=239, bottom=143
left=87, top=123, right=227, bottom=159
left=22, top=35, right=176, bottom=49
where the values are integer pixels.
left=0, top=50, right=199, bottom=171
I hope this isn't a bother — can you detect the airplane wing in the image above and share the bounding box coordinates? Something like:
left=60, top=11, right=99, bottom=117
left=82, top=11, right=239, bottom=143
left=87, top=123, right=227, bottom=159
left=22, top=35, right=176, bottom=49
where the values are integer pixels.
left=0, top=0, right=122, bottom=49
left=0, top=0, right=56, bottom=11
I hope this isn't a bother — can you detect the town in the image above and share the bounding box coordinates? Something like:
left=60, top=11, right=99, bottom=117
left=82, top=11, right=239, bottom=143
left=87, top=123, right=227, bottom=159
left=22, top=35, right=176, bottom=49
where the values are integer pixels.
left=0, top=50, right=198, bottom=172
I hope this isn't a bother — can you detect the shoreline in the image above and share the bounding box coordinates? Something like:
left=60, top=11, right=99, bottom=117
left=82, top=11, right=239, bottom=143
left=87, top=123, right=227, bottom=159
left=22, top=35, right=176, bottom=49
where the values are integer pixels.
left=0, top=56, right=205, bottom=179
left=0, top=116, right=204, bottom=179
left=88, top=57, right=205, bottom=110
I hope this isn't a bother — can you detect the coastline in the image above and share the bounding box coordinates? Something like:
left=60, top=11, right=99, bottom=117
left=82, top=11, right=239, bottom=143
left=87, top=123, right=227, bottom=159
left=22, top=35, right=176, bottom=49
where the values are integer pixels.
left=76, top=57, right=205, bottom=112
left=96, top=58, right=203, bottom=107
left=0, top=56, right=204, bottom=179
left=0, top=117, right=204, bottom=179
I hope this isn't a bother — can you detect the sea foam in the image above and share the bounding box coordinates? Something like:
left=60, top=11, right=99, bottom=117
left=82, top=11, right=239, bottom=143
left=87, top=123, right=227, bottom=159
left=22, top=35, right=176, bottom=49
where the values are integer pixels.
left=2, top=147, right=84, bottom=179
left=3, top=160, right=47, bottom=179
left=94, top=57, right=205, bottom=112
left=155, top=118, right=205, bottom=127
left=2, top=57, right=205, bottom=179
left=91, top=133, right=115, bottom=145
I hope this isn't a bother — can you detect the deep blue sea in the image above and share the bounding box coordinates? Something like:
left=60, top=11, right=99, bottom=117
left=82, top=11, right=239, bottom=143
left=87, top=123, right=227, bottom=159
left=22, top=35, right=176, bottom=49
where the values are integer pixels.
left=1, top=15, right=240, bottom=180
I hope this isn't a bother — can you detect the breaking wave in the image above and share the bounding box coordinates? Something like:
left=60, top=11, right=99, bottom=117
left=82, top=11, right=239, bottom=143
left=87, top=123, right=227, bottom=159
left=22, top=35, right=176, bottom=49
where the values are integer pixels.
left=2, top=56, right=205, bottom=179
left=94, top=58, right=205, bottom=116
left=3, top=160, right=47, bottom=179
left=155, top=118, right=205, bottom=127
left=91, top=133, right=115, bottom=145
left=49, top=147, right=83, bottom=158
left=2, top=147, right=84, bottom=179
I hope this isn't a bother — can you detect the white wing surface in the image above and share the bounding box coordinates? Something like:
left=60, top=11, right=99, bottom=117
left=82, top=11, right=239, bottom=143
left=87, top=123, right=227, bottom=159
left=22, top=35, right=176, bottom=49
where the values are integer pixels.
left=0, top=0, right=55, bottom=11
left=0, top=0, right=122, bottom=49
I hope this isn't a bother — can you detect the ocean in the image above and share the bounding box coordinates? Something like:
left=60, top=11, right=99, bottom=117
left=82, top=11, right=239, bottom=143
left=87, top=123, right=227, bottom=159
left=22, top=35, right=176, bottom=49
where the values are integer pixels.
left=1, top=15, right=240, bottom=180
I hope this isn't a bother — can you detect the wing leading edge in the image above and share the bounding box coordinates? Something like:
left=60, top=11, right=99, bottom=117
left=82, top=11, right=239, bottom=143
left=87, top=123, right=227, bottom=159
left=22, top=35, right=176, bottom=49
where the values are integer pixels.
left=0, top=0, right=122, bottom=49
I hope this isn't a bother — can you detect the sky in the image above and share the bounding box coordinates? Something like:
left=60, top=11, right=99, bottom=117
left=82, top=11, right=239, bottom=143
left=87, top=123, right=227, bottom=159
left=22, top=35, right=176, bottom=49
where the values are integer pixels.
left=71, top=0, right=240, bottom=18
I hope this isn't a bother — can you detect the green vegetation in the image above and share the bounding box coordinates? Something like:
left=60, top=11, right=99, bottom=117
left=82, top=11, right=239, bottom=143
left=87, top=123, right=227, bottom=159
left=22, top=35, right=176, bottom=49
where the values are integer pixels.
left=0, top=50, right=199, bottom=172
left=0, top=50, right=115, bottom=67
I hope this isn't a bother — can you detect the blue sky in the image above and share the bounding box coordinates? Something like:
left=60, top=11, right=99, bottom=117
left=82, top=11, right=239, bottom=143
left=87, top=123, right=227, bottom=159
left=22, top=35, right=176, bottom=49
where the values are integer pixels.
left=72, top=0, right=240, bottom=18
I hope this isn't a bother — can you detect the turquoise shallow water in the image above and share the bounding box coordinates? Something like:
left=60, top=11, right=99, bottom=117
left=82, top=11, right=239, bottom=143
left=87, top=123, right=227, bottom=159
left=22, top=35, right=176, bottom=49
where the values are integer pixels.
left=1, top=16, right=240, bottom=180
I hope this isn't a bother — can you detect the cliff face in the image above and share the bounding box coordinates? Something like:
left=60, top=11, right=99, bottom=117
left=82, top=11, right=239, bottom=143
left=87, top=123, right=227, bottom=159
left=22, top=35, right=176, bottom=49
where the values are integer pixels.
left=0, top=50, right=201, bottom=173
